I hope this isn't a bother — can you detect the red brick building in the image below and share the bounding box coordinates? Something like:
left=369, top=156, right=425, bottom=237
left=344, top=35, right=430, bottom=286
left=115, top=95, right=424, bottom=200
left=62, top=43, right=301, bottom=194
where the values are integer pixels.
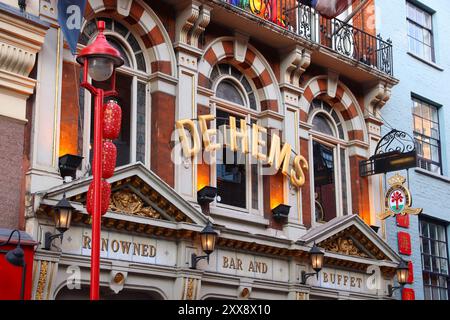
left=0, top=0, right=406, bottom=300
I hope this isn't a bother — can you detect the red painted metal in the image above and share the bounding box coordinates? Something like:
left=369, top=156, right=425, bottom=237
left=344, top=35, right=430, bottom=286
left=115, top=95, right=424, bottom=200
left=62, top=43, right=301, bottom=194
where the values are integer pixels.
left=77, top=20, right=124, bottom=301
left=397, top=232, right=412, bottom=256
left=0, top=244, right=35, bottom=300
left=76, top=21, right=124, bottom=68
left=396, top=214, right=410, bottom=228
left=402, top=288, right=416, bottom=300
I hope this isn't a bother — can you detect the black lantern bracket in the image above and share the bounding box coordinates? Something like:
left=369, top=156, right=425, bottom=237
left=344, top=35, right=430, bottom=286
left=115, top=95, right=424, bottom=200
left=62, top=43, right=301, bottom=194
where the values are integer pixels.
left=190, top=252, right=210, bottom=270
left=44, top=194, right=75, bottom=250
left=44, top=232, right=64, bottom=251
left=300, top=270, right=319, bottom=285
left=387, top=283, right=405, bottom=297
left=360, top=129, right=417, bottom=177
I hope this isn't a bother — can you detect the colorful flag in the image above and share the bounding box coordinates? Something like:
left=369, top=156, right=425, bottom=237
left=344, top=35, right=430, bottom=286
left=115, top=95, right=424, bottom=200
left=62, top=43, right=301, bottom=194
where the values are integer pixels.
left=301, top=0, right=356, bottom=18
left=57, top=0, right=88, bottom=55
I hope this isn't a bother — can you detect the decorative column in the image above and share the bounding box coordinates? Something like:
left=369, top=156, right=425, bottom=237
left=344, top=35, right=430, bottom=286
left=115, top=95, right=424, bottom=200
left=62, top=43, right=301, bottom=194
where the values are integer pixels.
left=27, top=1, right=66, bottom=193
left=0, top=4, right=48, bottom=229
left=279, top=45, right=311, bottom=237
left=174, top=0, right=211, bottom=201
left=32, top=250, right=61, bottom=300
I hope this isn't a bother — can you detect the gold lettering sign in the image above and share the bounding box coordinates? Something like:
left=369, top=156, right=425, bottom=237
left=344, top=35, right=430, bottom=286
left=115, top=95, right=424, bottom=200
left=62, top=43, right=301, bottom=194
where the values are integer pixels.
left=175, top=115, right=309, bottom=188
left=321, top=270, right=364, bottom=291
left=222, top=256, right=268, bottom=274
left=82, top=235, right=156, bottom=258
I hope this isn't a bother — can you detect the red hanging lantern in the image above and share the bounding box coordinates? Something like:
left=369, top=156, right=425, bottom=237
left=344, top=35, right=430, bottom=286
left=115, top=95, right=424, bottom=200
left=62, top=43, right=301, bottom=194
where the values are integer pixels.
left=102, top=140, right=117, bottom=179
left=91, top=140, right=117, bottom=179
left=86, top=179, right=111, bottom=216
left=103, top=100, right=122, bottom=140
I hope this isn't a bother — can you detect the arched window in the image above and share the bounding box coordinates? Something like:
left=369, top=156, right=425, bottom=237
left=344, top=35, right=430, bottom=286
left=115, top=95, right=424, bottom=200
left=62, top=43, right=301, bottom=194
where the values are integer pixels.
left=79, top=18, right=150, bottom=170
left=211, top=64, right=261, bottom=213
left=216, top=80, right=245, bottom=106
left=211, top=64, right=257, bottom=110
left=309, top=99, right=351, bottom=223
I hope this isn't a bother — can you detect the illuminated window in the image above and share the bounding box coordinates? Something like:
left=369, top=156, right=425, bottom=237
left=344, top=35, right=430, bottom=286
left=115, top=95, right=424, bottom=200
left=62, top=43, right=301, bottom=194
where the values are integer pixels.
left=309, top=99, right=350, bottom=223
left=412, top=97, right=441, bottom=174
left=212, top=65, right=261, bottom=212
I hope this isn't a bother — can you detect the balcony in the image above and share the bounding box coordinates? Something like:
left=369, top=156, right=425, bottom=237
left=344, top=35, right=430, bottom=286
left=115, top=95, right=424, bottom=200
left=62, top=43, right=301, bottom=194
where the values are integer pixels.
left=214, top=0, right=394, bottom=78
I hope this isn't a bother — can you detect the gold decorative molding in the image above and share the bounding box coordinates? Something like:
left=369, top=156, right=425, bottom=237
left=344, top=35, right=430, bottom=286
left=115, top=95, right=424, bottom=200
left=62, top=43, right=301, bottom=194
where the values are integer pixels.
left=35, top=260, right=49, bottom=300
left=296, top=292, right=309, bottom=300
left=186, top=278, right=196, bottom=300
left=109, top=189, right=161, bottom=219
left=321, top=237, right=369, bottom=258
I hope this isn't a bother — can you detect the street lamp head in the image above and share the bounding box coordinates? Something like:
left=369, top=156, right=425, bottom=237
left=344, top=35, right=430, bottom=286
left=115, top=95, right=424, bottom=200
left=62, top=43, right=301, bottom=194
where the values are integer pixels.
left=76, top=20, right=124, bottom=82
left=200, top=222, right=218, bottom=255
left=396, top=260, right=409, bottom=285
left=309, top=243, right=325, bottom=273
left=5, top=245, right=25, bottom=267
left=54, top=195, right=75, bottom=233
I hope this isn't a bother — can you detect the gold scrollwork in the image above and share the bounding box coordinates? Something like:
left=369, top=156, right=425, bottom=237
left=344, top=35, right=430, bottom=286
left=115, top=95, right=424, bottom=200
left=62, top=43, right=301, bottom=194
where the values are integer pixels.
left=322, top=237, right=369, bottom=258
left=35, top=261, right=49, bottom=300
left=109, top=190, right=160, bottom=219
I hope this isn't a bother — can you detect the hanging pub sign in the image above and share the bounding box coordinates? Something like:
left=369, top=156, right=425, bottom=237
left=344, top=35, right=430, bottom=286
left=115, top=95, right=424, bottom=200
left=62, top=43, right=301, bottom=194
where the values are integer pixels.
left=360, top=130, right=417, bottom=177
left=175, top=115, right=309, bottom=188
left=378, top=174, right=422, bottom=220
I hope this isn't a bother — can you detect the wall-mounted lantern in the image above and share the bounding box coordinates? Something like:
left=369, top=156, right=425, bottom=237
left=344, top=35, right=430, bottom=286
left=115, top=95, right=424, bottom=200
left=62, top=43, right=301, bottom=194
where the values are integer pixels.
left=387, top=260, right=410, bottom=297
left=191, top=222, right=218, bottom=269
left=301, top=244, right=325, bottom=285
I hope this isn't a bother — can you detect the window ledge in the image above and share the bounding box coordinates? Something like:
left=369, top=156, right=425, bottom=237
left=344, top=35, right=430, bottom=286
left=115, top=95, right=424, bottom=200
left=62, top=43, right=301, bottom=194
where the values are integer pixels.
left=209, top=205, right=270, bottom=227
left=415, top=167, right=450, bottom=183
left=407, top=52, right=445, bottom=71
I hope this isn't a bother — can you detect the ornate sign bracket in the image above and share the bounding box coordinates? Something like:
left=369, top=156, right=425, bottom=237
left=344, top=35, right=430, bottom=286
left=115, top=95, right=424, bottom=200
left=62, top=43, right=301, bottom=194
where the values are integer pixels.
left=360, top=129, right=417, bottom=177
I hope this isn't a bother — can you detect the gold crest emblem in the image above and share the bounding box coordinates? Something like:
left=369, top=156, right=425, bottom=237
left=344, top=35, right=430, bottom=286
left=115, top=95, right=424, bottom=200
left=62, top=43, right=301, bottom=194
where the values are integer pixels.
left=378, top=174, right=422, bottom=220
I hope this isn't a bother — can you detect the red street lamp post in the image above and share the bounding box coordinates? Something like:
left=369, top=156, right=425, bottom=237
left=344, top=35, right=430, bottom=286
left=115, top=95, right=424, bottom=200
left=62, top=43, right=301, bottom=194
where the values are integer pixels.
left=76, top=20, right=124, bottom=300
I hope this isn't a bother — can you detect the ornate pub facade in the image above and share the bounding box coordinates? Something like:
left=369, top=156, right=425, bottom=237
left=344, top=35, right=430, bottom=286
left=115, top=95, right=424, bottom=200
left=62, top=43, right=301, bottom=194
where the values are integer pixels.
left=0, top=0, right=405, bottom=299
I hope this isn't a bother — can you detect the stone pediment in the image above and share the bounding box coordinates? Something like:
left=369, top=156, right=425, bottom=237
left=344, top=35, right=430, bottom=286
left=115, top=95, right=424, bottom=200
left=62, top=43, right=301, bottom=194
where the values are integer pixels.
left=299, top=214, right=400, bottom=263
left=38, top=163, right=209, bottom=228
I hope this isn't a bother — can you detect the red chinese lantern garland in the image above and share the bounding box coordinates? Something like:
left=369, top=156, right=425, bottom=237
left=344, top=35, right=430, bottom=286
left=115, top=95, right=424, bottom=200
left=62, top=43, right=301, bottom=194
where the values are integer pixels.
left=86, top=100, right=122, bottom=216
left=86, top=179, right=111, bottom=216
left=91, top=140, right=117, bottom=179
left=103, top=100, right=122, bottom=140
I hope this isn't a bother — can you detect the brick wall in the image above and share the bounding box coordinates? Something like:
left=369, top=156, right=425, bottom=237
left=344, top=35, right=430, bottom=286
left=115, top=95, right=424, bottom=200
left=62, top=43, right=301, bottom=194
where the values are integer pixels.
left=151, top=91, right=175, bottom=187
left=0, top=116, right=24, bottom=229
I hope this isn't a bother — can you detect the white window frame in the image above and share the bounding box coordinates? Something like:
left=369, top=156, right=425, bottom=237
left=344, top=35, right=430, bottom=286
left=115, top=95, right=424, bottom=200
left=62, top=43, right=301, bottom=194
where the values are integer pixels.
left=308, top=110, right=352, bottom=227
left=208, top=75, right=264, bottom=217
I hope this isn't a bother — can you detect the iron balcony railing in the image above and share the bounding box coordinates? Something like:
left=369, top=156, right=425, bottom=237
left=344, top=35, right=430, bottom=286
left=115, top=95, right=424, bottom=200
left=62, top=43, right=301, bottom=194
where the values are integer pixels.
left=220, top=0, right=394, bottom=76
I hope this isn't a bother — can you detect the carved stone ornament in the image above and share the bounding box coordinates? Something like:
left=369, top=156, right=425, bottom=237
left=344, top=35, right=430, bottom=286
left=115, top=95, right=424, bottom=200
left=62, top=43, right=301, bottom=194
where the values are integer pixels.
left=322, top=237, right=369, bottom=258
left=109, top=190, right=160, bottom=219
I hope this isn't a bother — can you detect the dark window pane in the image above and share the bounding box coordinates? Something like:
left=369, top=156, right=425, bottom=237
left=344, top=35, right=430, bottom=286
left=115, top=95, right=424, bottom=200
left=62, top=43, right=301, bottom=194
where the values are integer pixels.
left=312, top=114, right=334, bottom=136
left=216, top=110, right=246, bottom=209
left=127, top=33, right=141, bottom=52
left=114, top=21, right=129, bottom=38
left=313, top=141, right=336, bottom=222
left=136, top=82, right=146, bottom=164
left=216, top=80, right=245, bottom=105
left=135, top=53, right=146, bottom=71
